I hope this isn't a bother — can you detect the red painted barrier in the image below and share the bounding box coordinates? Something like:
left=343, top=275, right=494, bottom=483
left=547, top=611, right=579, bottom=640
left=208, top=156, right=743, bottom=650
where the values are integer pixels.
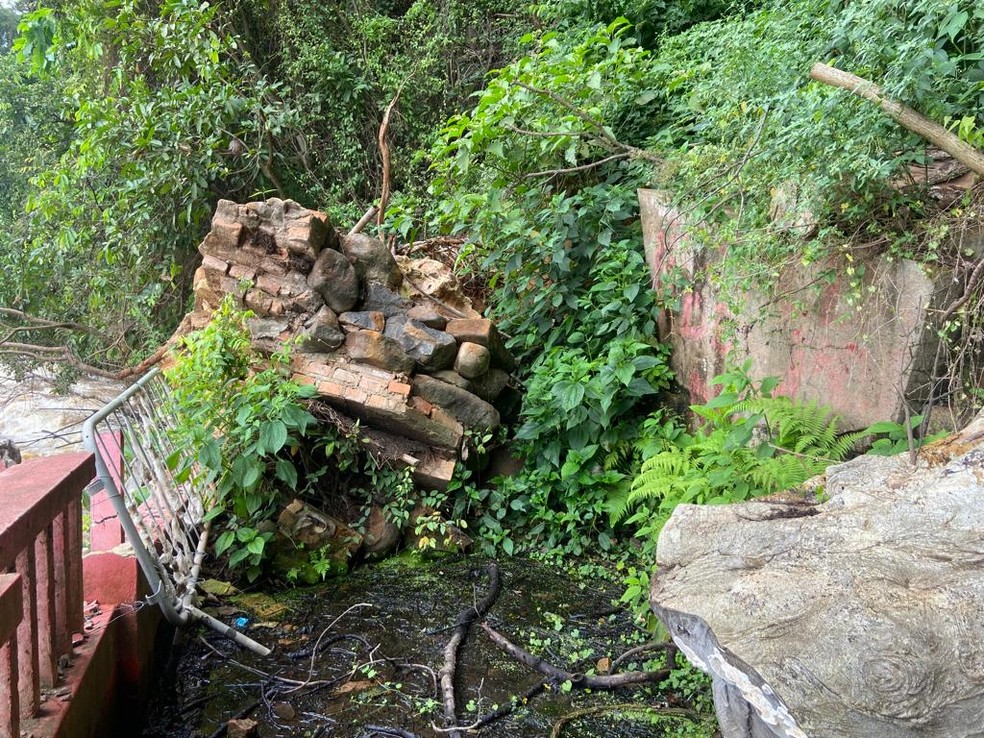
left=0, top=453, right=92, bottom=738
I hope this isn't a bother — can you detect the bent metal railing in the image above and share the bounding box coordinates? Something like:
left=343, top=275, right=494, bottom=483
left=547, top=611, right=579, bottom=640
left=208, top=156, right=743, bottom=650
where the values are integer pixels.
left=81, top=368, right=270, bottom=655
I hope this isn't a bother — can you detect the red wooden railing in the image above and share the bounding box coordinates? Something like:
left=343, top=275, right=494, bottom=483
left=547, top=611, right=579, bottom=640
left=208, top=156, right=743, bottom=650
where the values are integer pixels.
left=0, top=453, right=93, bottom=738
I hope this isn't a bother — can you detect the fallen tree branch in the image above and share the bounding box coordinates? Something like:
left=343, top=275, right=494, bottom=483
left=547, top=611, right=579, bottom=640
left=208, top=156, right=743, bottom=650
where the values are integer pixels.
left=609, top=640, right=676, bottom=673
left=438, top=563, right=501, bottom=738
left=480, top=622, right=670, bottom=689
left=349, top=205, right=379, bottom=236
left=809, top=63, right=984, bottom=177
left=526, top=152, right=630, bottom=179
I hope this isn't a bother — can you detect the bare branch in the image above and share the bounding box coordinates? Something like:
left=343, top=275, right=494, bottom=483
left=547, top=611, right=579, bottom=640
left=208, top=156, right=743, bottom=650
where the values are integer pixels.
left=526, top=152, right=629, bottom=179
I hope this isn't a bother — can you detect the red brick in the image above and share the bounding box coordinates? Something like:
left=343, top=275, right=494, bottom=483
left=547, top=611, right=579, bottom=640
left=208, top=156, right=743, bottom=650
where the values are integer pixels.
left=318, top=381, right=345, bottom=398
left=201, top=254, right=229, bottom=275
left=343, top=387, right=369, bottom=405
left=410, top=396, right=433, bottom=416
left=388, top=381, right=412, bottom=396
left=229, top=264, right=256, bottom=281
left=255, top=273, right=282, bottom=296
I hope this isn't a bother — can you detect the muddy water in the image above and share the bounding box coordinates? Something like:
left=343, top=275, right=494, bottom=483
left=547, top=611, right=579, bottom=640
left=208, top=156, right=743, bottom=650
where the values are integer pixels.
left=141, top=557, right=702, bottom=738
left=0, top=371, right=125, bottom=457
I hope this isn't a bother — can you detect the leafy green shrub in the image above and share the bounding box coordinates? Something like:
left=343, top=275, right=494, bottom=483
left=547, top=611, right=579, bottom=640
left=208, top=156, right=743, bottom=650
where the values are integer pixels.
left=165, top=296, right=318, bottom=580
left=426, top=20, right=676, bottom=556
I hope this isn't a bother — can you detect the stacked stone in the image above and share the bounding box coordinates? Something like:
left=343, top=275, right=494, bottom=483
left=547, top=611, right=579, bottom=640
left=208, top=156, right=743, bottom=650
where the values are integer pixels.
left=191, top=198, right=517, bottom=488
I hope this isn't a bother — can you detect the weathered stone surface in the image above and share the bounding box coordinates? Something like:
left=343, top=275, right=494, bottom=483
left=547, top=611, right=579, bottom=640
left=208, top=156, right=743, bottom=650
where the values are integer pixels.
left=468, top=367, right=509, bottom=403
left=361, top=505, right=401, bottom=560
left=412, top=375, right=499, bottom=432
left=445, top=318, right=516, bottom=371
left=406, top=304, right=447, bottom=329
left=454, top=342, right=490, bottom=379
left=384, top=316, right=457, bottom=371
left=341, top=233, right=402, bottom=289
left=638, top=188, right=958, bottom=430
left=430, top=370, right=472, bottom=391
left=338, top=311, right=386, bottom=333
left=247, top=317, right=291, bottom=354
left=299, top=307, right=344, bottom=353
left=363, top=282, right=410, bottom=317
left=395, top=255, right=483, bottom=319
left=272, top=498, right=361, bottom=582
left=651, top=414, right=984, bottom=738
left=308, top=248, right=359, bottom=313
left=227, top=718, right=259, bottom=738
left=344, top=330, right=415, bottom=373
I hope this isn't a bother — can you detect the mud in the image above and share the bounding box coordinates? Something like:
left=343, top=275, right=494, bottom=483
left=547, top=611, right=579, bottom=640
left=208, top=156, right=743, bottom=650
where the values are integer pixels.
left=140, top=557, right=704, bottom=738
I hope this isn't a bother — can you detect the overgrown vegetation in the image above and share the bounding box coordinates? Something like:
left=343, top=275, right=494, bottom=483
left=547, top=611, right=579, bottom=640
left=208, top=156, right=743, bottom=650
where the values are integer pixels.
left=4, top=0, right=984, bottom=730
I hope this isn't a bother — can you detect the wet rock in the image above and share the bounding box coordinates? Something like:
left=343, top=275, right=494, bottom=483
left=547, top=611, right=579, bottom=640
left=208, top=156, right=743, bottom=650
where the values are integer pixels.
left=308, top=248, right=359, bottom=313
left=411, top=375, right=499, bottom=432
left=454, top=342, right=490, bottom=379
left=445, top=318, right=516, bottom=371
left=406, top=304, right=447, bottom=329
left=468, top=368, right=510, bottom=403
left=361, top=505, right=401, bottom=561
left=344, top=330, right=415, bottom=373
left=651, top=412, right=984, bottom=738
left=271, top=702, right=296, bottom=721
left=341, top=233, right=402, bottom=289
left=430, top=370, right=472, bottom=391
left=384, top=316, right=457, bottom=371
left=363, top=282, right=410, bottom=317
left=227, top=718, right=259, bottom=738
left=299, top=307, right=344, bottom=353
left=273, top=499, right=362, bottom=583
left=338, top=310, right=386, bottom=333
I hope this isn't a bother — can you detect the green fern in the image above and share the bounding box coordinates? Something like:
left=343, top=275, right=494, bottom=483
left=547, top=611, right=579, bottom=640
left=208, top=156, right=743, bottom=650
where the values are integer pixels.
left=615, top=369, right=863, bottom=529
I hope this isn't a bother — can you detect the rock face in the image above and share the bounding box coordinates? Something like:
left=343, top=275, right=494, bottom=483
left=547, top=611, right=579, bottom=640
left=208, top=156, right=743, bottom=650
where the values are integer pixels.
left=191, top=198, right=517, bottom=489
left=638, top=188, right=967, bottom=431
left=650, top=414, right=984, bottom=738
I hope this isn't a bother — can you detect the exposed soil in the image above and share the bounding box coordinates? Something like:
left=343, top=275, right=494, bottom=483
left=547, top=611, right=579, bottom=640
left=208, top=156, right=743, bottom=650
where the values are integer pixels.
left=140, top=557, right=705, bottom=738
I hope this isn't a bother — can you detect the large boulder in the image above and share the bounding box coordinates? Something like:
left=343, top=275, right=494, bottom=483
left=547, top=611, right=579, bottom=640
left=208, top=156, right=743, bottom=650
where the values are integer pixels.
left=650, top=414, right=984, bottom=738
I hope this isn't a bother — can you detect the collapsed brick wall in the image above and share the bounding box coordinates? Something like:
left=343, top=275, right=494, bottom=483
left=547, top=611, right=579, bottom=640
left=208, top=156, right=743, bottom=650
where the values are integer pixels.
left=190, top=198, right=517, bottom=488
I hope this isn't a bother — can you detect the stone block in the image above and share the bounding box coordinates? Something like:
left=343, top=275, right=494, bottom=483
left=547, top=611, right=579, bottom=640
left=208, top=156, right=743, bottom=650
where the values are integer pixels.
left=228, top=263, right=256, bottom=281
left=384, top=316, right=457, bottom=371
left=244, top=289, right=274, bottom=316
left=469, top=367, right=510, bottom=403
left=413, top=375, right=499, bottom=432
left=255, top=273, right=283, bottom=296
left=651, top=413, right=984, bottom=738
left=299, top=306, right=344, bottom=353
left=339, top=311, right=386, bottom=333
left=201, top=254, right=229, bottom=275
left=308, top=248, right=359, bottom=313
left=407, top=304, right=447, bottom=329
left=363, top=283, right=410, bottom=317
left=445, top=318, right=516, bottom=371
left=341, top=233, right=403, bottom=289
left=344, top=330, right=415, bottom=373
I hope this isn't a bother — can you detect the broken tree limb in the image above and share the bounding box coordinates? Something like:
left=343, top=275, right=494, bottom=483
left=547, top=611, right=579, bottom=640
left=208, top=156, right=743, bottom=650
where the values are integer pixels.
left=438, top=562, right=501, bottom=738
left=479, top=622, right=670, bottom=689
left=809, top=62, right=984, bottom=177
left=349, top=205, right=379, bottom=236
